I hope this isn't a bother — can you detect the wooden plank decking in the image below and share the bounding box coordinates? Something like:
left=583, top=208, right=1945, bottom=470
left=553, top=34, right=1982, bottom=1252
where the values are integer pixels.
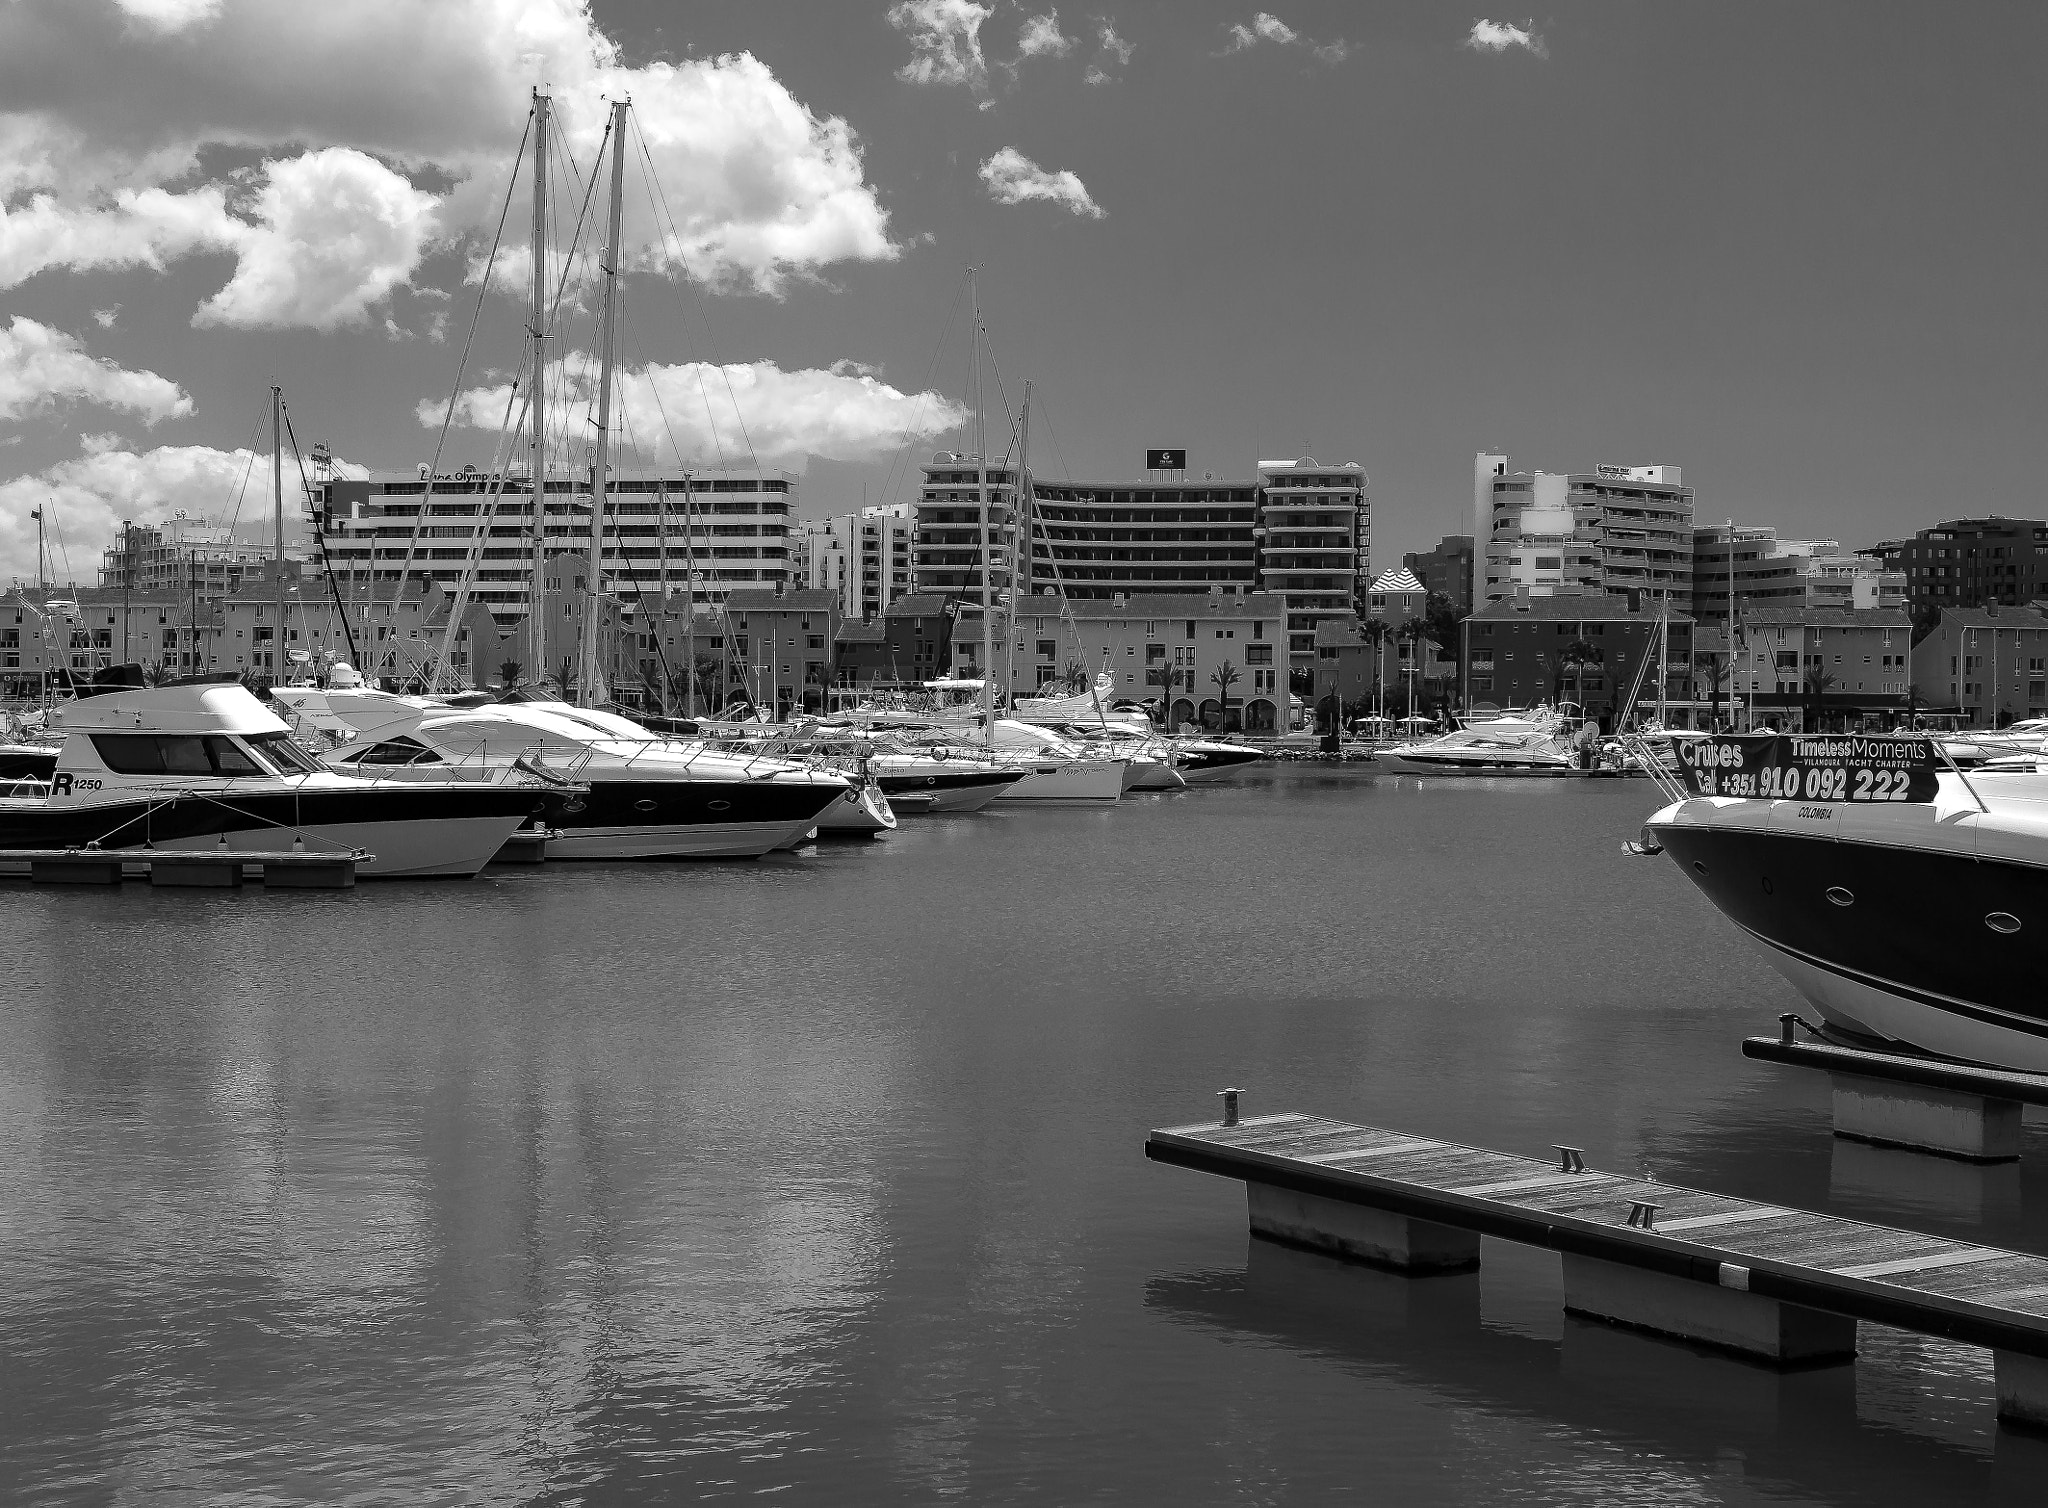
left=1147, top=1112, right=2048, bottom=1358
left=1741, top=1035, right=2048, bottom=1106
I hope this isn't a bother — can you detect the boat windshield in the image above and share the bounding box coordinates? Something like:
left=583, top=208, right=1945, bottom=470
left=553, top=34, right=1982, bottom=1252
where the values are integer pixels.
left=243, top=731, right=330, bottom=774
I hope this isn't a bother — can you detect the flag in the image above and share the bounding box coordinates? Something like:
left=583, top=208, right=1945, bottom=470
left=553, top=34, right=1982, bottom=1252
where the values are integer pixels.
left=1146, top=449, right=1186, bottom=470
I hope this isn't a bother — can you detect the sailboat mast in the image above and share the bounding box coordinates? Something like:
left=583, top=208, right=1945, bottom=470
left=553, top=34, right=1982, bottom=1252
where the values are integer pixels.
left=972, top=270, right=993, bottom=748
left=527, top=88, right=550, bottom=688
left=580, top=98, right=628, bottom=709
left=1006, top=380, right=1031, bottom=715
left=272, top=384, right=284, bottom=682
left=684, top=469, right=696, bottom=718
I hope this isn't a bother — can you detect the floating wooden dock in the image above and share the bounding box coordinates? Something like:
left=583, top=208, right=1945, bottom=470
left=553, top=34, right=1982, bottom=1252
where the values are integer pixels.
left=1149, top=1104, right=2048, bottom=1427
left=0, top=847, right=363, bottom=888
left=1744, top=1022, right=2048, bottom=1162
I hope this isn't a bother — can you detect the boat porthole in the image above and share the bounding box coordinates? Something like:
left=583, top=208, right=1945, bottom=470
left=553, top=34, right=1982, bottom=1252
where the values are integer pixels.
left=1760, top=876, right=1774, bottom=895
left=1691, top=861, right=1708, bottom=876
left=926, top=776, right=937, bottom=786
left=708, top=800, right=730, bottom=812
left=1988, top=912, right=2022, bottom=934
left=634, top=799, right=658, bottom=813
left=1827, top=887, right=1854, bottom=907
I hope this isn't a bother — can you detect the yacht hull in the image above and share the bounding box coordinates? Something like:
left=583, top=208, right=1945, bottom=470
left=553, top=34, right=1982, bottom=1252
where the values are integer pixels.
left=871, top=768, right=1023, bottom=812
left=1174, top=748, right=1266, bottom=782
left=991, top=760, right=1126, bottom=803
left=0, top=786, right=546, bottom=878
left=812, top=784, right=897, bottom=835
left=1128, top=759, right=1185, bottom=790
left=1650, top=817, right=2048, bottom=1071
left=1380, top=752, right=1580, bottom=777
left=542, top=778, right=846, bottom=859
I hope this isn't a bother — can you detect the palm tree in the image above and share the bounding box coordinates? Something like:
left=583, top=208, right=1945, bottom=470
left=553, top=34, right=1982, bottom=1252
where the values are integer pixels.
left=1694, top=649, right=1730, bottom=727
left=498, top=658, right=524, bottom=689
left=1359, top=617, right=1390, bottom=715
left=1062, top=657, right=1090, bottom=695
left=1905, top=680, right=1922, bottom=727
left=1210, top=658, right=1242, bottom=730
left=1145, top=660, right=1183, bottom=726
left=1560, top=638, right=1601, bottom=712
left=1399, top=615, right=1431, bottom=715
left=1802, top=664, right=1838, bottom=733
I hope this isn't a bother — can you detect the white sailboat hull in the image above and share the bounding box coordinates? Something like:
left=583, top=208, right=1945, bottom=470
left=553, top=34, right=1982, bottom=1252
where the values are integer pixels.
left=150, top=813, right=527, bottom=878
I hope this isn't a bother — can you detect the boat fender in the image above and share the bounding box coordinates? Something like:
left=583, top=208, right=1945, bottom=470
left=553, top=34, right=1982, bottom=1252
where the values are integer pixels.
left=933, top=747, right=948, bottom=761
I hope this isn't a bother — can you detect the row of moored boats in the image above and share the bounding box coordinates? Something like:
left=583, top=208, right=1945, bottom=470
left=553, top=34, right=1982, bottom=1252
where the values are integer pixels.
left=0, top=667, right=1266, bottom=878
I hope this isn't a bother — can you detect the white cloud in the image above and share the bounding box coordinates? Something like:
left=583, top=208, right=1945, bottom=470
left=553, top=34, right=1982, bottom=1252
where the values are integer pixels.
left=79, top=431, right=124, bottom=454
left=431, top=357, right=970, bottom=469
left=1015, top=10, right=1073, bottom=60
left=889, top=0, right=992, bottom=89
left=0, top=184, right=240, bottom=288
left=1099, top=21, right=1135, bottom=66
left=1465, top=19, right=1547, bottom=57
left=0, top=0, right=900, bottom=316
left=111, top=0, right=222, bottom=31
left=195, top=149, right=442, bottom=330
left=1084, top=66, right=1112, bottom=86
left=1228, top=13, right=1298, bottom=49
left=92, top=306, right=120, bottom=329
left=0, top=317, right=192, bottom=425
left=0, top=443, right=280, bottom=585
left=1219, top=11, right=1349, bottom=62
left=978, top=148, right=1105, bottom=219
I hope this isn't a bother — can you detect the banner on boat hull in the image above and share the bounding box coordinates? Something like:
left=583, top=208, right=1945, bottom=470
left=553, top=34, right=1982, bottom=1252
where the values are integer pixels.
left=1675, top=733, right=1939, bottom=803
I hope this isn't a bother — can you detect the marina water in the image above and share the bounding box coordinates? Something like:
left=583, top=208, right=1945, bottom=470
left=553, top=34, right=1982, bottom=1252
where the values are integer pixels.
left=4, top=769, right=2043, bottom=1503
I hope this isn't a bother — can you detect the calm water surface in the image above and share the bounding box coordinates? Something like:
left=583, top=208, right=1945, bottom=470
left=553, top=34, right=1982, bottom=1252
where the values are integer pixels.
left=4, top=768, right=2045, bottom=1504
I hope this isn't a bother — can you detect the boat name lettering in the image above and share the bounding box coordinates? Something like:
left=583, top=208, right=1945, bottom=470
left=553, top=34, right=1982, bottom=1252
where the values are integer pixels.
left=1676, top=733, right=1937, bottom=804
left=50, top=773, right=73, bottom=796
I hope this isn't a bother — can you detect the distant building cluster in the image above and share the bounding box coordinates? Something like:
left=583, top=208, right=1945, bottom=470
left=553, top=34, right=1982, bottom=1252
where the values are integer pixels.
left=19, top=441, right=2048, bottom=732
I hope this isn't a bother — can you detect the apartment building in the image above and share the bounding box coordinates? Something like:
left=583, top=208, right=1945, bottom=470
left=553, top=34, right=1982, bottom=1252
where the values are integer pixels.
left=1257, top=458, right=1368, bottom=670
left=800, top=504, right=914, bottom=620
left=317, top=465, right=797, bottom=625
left=1459, top=592, right=1694, bottom=724
left=1473, top=454, right=1694, bottom=615
left=1404, top=534, right=1473, bottom=616
left=1910, top=604, right=2048, bottom=727
left=1733, top=606, right=1913, bottom=726
left=1867, top=518, right=2048, bottom=614
left=1693, top=525, right=1906, bottom=627
left=97, top=514, right=306, bottom=602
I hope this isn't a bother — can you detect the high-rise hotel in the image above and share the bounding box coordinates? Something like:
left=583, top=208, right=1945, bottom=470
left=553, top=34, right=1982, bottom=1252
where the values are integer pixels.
left=909, top=452, right=1367, bottom=674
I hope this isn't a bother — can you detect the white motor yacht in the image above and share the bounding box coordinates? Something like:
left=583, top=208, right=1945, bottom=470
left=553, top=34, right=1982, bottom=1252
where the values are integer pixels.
left=1379, top=712, right=1582, bottom=776
left=1644, top=737, right=2048, bottom=1071
left=274, top=687, right=853, bottom=859
left=0, top=677, right=546, bottom=876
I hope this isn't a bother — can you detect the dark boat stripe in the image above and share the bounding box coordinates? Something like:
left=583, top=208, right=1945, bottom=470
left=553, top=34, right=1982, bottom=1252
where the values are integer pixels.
left=1744, top=928, right=2048, bottom=1042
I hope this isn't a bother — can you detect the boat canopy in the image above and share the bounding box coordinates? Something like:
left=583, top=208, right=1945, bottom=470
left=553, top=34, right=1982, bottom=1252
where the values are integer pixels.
left=56, top=682, right=292, bottom=736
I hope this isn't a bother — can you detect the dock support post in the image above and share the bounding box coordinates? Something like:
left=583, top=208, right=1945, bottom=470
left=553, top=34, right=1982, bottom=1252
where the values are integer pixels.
left=1562, top=1255, right=1857, bottom=1366
left=1831, top=1073, right=2022, bottom=1162
left=30, top=856, right=123, bottom=884
left=150, top=859, right=243, bottom=888
left=1995, top=1352, right=2048, bottom=1430
left=1247, top=1185, right=1480, bottom=1273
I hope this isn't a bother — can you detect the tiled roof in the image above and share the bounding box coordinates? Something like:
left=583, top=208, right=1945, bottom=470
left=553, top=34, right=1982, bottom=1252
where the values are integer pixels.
left=883, top=593, right=958, bottom=618
left=1468, top=592, right=1695, bottom=625
left=1743, top=606, right=1912, bottom=628
left=836, top=621, right=887, bottom=644
left=1051, top=591, right=1289, bottom=620
left=1934, top=605, right=2048, bottom=630
left=724, top=588, right=838, bottom=612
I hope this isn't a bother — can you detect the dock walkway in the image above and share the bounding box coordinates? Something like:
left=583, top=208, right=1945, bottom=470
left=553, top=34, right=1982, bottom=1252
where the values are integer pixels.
left=1150, top=1109, right=2048, bottom=1427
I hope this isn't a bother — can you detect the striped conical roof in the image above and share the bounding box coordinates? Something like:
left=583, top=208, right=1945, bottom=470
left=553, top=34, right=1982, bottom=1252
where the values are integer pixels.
left=1370, top=567, right=1424, bottom=593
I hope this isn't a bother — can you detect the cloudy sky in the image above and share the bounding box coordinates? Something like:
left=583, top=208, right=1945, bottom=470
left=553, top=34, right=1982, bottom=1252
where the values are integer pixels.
left=2, top=0, right=2042, bottom=587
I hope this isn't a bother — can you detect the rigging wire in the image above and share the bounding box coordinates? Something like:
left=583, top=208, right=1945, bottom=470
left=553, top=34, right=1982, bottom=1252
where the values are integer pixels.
left=278, top=399, right=362, bottom=670
left=629, top=114, right=759, bottom=474
left=215, top=396, right=272, bottom=536
left=387, top=106, right=533, bottom=607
